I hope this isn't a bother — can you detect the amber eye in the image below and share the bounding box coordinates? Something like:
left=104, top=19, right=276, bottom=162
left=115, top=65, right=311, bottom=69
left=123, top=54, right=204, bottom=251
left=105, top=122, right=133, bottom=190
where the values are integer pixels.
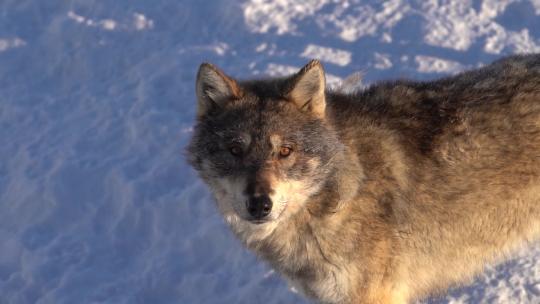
left=279, top=146, right=292, bottom=157
left=229, top=145, right=242, bottom=156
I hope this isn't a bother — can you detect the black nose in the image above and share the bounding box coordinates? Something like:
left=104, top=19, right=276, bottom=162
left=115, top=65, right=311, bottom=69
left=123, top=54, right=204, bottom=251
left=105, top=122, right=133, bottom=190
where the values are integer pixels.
left=247, top=195, right=272, bottom=220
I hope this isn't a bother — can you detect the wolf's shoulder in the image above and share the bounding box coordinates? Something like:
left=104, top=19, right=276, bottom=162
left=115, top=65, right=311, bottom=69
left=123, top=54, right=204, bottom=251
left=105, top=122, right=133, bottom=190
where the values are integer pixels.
left=329, top=53, right=540, bottom=111
left=327, top=54, right=540, bottom=155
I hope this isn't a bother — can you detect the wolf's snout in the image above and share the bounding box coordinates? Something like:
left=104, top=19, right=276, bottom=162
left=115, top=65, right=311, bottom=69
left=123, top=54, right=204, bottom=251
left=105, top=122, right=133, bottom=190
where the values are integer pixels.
left=247, top=195, right=272, bottom=220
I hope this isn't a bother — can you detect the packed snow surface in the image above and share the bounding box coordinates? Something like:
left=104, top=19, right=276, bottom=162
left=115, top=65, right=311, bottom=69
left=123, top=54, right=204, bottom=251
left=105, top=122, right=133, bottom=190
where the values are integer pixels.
left=2, top=0, right=540, bottom=303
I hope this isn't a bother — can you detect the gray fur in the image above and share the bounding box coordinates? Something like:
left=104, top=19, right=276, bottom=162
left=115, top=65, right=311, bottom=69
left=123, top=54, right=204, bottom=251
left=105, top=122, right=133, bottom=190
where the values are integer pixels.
left=187, top=54, right=540, bottom=304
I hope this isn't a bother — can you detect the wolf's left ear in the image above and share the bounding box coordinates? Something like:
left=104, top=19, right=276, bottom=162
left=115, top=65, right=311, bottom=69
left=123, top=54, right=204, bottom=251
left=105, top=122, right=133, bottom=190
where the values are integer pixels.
left=286, top=60, right=326, bottom=119
left=196, top=63, right=242, bottom=118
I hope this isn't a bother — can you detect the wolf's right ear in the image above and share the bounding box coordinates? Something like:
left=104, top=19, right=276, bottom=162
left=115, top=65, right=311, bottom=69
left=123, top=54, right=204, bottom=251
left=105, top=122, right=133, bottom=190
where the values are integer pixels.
left=196, top=63, right=242, bottom=118
left=286, top=60, right=326, bottom=119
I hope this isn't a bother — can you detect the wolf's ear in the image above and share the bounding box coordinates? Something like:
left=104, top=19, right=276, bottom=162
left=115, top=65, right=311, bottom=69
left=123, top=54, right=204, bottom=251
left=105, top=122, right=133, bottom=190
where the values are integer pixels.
left=196, top=63, right=242, bottom=118
left=286, top=60, right=326, bottom=119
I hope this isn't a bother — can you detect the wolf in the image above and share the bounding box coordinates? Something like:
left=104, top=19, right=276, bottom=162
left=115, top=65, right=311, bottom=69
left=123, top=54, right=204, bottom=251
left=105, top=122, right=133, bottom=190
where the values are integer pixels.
left=187, top=54, right=540, bottom=304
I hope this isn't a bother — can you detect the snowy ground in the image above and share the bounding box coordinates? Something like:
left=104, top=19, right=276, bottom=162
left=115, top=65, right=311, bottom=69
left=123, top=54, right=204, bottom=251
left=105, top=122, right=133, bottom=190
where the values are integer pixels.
left=2, top=0, right=540, bottom=303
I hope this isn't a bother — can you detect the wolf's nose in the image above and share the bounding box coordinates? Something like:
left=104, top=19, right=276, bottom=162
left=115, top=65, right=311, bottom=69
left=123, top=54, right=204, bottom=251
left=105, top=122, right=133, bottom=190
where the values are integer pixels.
left=247, top=195, right=272, bottom=220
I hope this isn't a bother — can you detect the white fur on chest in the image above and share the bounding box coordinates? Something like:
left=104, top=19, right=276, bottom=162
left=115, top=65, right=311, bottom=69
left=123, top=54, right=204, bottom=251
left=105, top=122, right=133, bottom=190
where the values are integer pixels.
left=222, top=211, right=349, bottom=303
left=284, top=265, right=349, bottom=304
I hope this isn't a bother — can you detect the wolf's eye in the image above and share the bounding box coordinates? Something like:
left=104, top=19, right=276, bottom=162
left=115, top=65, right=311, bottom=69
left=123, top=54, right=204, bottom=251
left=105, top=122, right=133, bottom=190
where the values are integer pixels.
left=279, top=146, right=292, bottom=157
left=229, top=145, right=243, bottom=157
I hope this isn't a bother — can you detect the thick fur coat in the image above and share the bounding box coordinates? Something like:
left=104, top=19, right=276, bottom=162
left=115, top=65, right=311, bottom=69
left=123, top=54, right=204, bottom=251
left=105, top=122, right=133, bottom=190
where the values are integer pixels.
left=187, top=54, right=540, bottom=304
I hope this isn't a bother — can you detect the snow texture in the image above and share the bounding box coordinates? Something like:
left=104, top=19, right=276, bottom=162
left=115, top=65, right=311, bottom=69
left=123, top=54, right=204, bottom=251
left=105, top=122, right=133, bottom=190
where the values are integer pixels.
left=1, top=0, right=540, bottom=303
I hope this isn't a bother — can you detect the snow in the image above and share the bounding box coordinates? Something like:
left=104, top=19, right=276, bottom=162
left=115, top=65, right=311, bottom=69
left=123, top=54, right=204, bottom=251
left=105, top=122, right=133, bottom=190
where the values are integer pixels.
left=1, top=0, right=540, bottom=303
left=415, top=55, right=466, bottom=74
left=300, top=44, right=352, bottom=67
left=243, top=0, right=328, bottom=35
left=420, top=0, right=540, bottom=54
left=0, top=38, right=25, bottom=52
left=67, top=11, right=154, bottom=32
left=373, top=52, right=393, bottom=70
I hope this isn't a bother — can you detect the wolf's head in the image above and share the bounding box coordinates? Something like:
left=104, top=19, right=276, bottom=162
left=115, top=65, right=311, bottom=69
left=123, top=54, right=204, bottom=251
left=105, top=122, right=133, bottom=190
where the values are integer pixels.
left=187, top=61, right=344, bottom=228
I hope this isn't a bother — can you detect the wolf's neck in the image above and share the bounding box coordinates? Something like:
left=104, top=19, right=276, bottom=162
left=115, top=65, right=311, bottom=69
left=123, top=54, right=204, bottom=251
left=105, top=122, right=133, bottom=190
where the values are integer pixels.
left=245, top=199, right=355, bottom=302
left=249, top=211, right=327, bottom=274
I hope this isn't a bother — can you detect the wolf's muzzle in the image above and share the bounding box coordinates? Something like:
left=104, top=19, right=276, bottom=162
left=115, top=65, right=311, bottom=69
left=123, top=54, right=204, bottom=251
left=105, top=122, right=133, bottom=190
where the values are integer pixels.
left=246, top=195, right=272, bottom=220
